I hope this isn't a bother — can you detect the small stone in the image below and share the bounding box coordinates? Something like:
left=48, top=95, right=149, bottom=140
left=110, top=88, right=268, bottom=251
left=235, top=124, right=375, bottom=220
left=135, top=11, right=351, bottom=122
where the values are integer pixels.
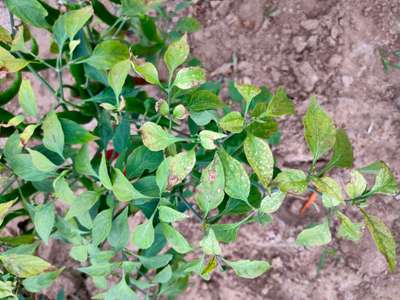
left=296, top=62, right=319, bottom=92
left=329, top=54, right=342, bottom=67
left=342, top=75, right=354, bottom=88
left=292, top=36, right=307, bottom=53
left=301, top=19, right=319, bottom=31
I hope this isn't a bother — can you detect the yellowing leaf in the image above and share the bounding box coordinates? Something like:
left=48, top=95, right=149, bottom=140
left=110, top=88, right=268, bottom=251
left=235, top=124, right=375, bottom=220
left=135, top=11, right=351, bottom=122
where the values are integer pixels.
left=173, top=67, right=206, bottom=90
left=219, top=111, right=244, bottom=133
left=346, top=170, right=367, bottom=199
left=141, top=122, right=184, bottom=151
left=260, top=190, right=286, bottom=214
left=371, top=163, right=399, bottom=195
left=134, top=62, right=160, bottom=85
left=28, top=149, right=58, bottom=173
left=164, top=34, right=189, bottom=73
left=159, top=206, right=188, bottom=223
left=161, top=223, right=192, bottom=254
left=0, top=254, right=52, bottom=278
left=199, top=130, right=226, bottom=150
left=336, top=211, right=363, bottom=242
left=244, top=134, right=274, bottom=189
left=234, top=83, right=260, bottom=103
left=274, top=168, right=308, bottom=194
left=165, top=149, right=196, bottom=190
left=200, top=228, right=221, bottom=256
left=227, top=259, right=270, bottom=279
left=313, top=176, right=343, bottom=208
left=265, top=86, right=295, bottom=117
left=0, top=200, right=16, bottom=227
left=296, top=220, right=331, bottom=247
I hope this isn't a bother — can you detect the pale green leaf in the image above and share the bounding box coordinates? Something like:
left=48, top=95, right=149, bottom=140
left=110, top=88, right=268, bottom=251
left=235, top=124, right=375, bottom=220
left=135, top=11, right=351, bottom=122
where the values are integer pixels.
left=74, top=144, right=97, bottom=177
left=0, top=25, right=12, bottom=43
left=28, top=149, right=58, bottom=173
left=5, top=0, right=49, bottom=28
left=0, top=46, right=29, bottom=72
left=99, top=151, right=112, bottom=190
left=112, top=168, right=148, bottom=201
left=155, top=159, right=169, bottom=194
left=173, top=67, right=206, bottom=89
left=153, top=265, right=172, bottom=284
left=211, top=223, right=240, bottom=243
left=6, top=115, right=24, bottom=127
left=42, top=111, right=64, bottom=158
left=108, top=207, right=129, bottom=250
left=218, top=148, right=250, bottom=202
left=132, top=216, right=154, bottom=249
left=296, top=220, right=332, bottom=247
left=200, top=228, right=221, bottom=255
left=346, top=170, right=367, bottom=199
left=260, top=190, right=286, bottom=214
left=244, top=134, right=274, bottom=189
left=0, top=254, right=52, bottom=278
left=53, top=173, right=76, bottom=204
left=105, top=278, right=138, bottom=300
left=164, top=34, right=189, bottom=73
left=234, top=83, right=261, bottom=103
left=69, top=245, right=88, bottom=262
left=161, top=223, right=192, bottom=254
left=85, top=40, right=129, bottom=70
left=336, top=211, right=363, bottom=242
left=274, top=169, right=308, bottom=194
left=265, top=86, right=295, bottom=117
left=227, top=260, right=270, bottom=279
left=199, top=130, right=226, bottom=150
left=92, top=208, right=113, bottom=246
left=303, top=97, right=336, bottom=161
left=65, top=191, right=99, bottom=219
left=33, top=203, right=55, bottom=245
left=0, top=280, right=15, bottom=299
left=165, top=149, right=196, bottom=190
left=134, top=62, right=160, bottom=85
left=313, top=176, right=343, bottom=208
left=159, top=206, right=188, bottom=223
left=219, top=111, right=244, bottom=133
left=371, top=163, right=399, bottom=195
left=188, top=90, right=224, bottom=111
left=0, top=200, right=16, bottom=227
left=141, top=122, right=184, bottom=151
left=138, top=254, right=173, bottom=269
left=195, top=154, right=225, bottom=215
left=22, top=268, right=63, bottom=293
left=18, top=79, right=37, bottom=117
left=108, top=59, right=131, bottom=98
left=361, top=210, right=396, bottom=272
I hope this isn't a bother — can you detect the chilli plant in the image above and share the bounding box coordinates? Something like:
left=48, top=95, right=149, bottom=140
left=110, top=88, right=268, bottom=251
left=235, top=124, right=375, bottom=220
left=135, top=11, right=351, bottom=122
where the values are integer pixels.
left=0, top=1, right=399, bottom=299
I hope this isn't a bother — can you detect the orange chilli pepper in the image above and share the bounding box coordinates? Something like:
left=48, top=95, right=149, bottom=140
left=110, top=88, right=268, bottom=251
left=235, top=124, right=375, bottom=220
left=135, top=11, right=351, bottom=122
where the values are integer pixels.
left=300, top=191, right=318, bottom=215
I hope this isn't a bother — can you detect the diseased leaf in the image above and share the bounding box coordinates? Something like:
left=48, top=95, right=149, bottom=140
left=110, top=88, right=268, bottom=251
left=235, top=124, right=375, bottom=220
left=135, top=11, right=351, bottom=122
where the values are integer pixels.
left=260, top=190, right=286, bottom=214
left=265, top=86, right=295, bottom=117
left=188, top=90, right=224, bottom=112
left=227, top=260, right=270, bottom=279
left=161, top=223, right=192, bottom=254
left=274, top=169, right=308, bottom=194
left=0, top=254, right=52, bottom=278
left=164, top=34, right=189, bottom=73
left=134, top=62, right=160, bottom=85
left=200, top=228, right=221, bottom=255
left=219, top=111, right=244, bottom=133
left=371, top=163, right=399, bottom=195
left=132, top=216, right=154, bottom=249
left=218, top=148, right=250, bottom=202
left=173, top=67, right=206, bottom=90
left=42, top=111, right=65, bottom=158
left=244, top=134, right=274, bottom=189
left=5, top=0, right=49, bottom=28
left=336, top=211, right=363, bottom=242
left=141, top=122, right=184, bottom=151
left=0, top=46, right=29, bottom=72
left=313, top=176, right=343, bottom=208
left=234, top=83, right=261, bottom=103
left=18, top=79, right=37, bottom=117
left=112, top=168, right=148, bottom=202
left=195, top=154, right=225, bottom=215
left=303, top=97, right=336, bottom=161
left=199, top=130, right=226, bottom=150
left=156, top=159, right=169, bottom=194
left=0, top=280, right=14, bottom=299
left=296, top=220, right=332, bottom=247
left=346, top=170, right=367, bottom=199
left=159, top=206, right=188, bottom=223
left=165, top=149, right=196, bottom=190
left=92, top=209, right=113, bottom=246
left=361, top=210, right=396, bottom=272
left=33, top=203, right=55, bottom=245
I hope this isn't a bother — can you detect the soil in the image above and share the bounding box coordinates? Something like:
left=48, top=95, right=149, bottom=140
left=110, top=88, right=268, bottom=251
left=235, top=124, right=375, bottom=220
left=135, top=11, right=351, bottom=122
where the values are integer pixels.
left=1, top=0, right=400, bottom=299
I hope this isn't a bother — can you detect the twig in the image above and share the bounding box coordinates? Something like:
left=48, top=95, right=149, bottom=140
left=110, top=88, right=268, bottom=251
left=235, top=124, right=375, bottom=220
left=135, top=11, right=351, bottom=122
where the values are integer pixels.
left=176, top=194, right=203, bottom=222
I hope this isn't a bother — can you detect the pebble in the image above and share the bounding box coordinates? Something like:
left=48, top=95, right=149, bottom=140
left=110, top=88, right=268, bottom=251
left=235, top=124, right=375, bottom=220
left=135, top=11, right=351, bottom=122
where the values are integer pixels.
left=301, top=19, right=320, bottom=31
left=292, top=36, right=307, bottom=53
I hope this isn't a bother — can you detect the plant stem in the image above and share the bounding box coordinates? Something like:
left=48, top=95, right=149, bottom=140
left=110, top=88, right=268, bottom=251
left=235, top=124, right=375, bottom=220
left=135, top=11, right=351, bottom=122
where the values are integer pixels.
left=177, top=194, right=203, bottom=222
left=57, top=49, right=65, bottom=103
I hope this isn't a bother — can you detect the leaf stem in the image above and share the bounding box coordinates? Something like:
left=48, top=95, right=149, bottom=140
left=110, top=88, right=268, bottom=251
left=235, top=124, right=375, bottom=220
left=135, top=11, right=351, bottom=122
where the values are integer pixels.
left=176, top=194, right=203, bottom=223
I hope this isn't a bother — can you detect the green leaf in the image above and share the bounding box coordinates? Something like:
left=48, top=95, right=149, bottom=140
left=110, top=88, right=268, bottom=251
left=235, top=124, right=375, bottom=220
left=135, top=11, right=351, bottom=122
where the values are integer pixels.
left=108, top=59, right=131, bottom=98
left=227, top=260, right=270, bottom=279
left=336, top=211, right=363, bottom=242
left=346, top=170, right=367, bottom=199
left=112, top=168, right=148, bottom=201
left=53, top=174, right=76, bottom=204
left=8, top=154, right=53, bottom=182
left=161, top=223, right=192, bottom=254
left=303, top=97, right=336, bottom=161
left=164, top=34, right=189, bottom=73
left=155, top=159, right=169, bottom=194
left=0, top=254, right=51, bottom=278
left=33, top=203, right=55, bottom=245
left=244, top=134, right=274, bottom=189
left=121, top=0, right=148, bottom=17
left=165, top=149, right=196, bottom=190
left=134, top=62, right=160, bottom=85
left=65, top=191, right=99, bottom=220
left=195, top=154, right=225, bottom=215
left=99, top=151, right=112, bottom=190
left=326, top=128, right=353, bottom=170
left=246, top=117, right=278, bottom=139
left=265, top=86, right=295, bottom=117
left=74, top=144, right=97, bottom=177
left=260, top=190, right=286, bottom=214
left=79, top=263, right=117, bottom=277
left=86, top=40, right=129, bottom=70
left=313, top=176, right=343, bottom=208
left=219, top=111, right=244, bottom=133
left=42, top=111, right=64, bottom=158
left=159, top=206, right=188, bottom=223
left=0, top=200, right=16, bottom=227
left=108, top=207, right=129, bottom=250
left=296, top=220, right=332, bottom=247
left=211, top=223, right=240, bottom=243
left=126, top=145, right=163, bottom=178
left=173, top=67, right=206, bottom=89
left=188, top=90, right=224, bottom=111
left=138, top=254, right=173, bottom=269
left=92, top=209, right=113, bottom=246
left=112, top=116, right=130, bottom=153
left=141, top=122, right=184, bottom=151
left=28, top=149, right=58, bottom=173
left=132, top=216, right=154, bottom=249
left=22, top=268, right=63, bottom=293
left=69, top=245, right=88, bottom=262
left=361, top=210, right=396, bottom=272
left=274, top=169, right=308, bottom=194
left=218, top=148, right=250, bottom=202
left=176, top=16, right=202, bottom=33
left=5, top=0, right=49, bottom=28
left=153, top=265, right=172, bottom=284
left=0, top=280, right=15, bottom=299
left=60, top=118, right=97, bottom=144
left=234, top=83, right=261, bottom=103
left=105, top=278, right=138, bottom=300
left=4, top=131, right=21, bottom=159
left=200, top=228, right=221, bottom=255
left=199, top=130, right=226, bottom=150
left=371, top=163, right=399, bottom=195
left=18, top=79, right=37, bottom=117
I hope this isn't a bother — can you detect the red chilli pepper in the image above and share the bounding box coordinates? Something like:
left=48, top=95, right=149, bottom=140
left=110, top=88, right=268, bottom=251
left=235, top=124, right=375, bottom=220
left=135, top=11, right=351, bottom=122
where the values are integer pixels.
left=300, top=191, right=318, bottom=215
